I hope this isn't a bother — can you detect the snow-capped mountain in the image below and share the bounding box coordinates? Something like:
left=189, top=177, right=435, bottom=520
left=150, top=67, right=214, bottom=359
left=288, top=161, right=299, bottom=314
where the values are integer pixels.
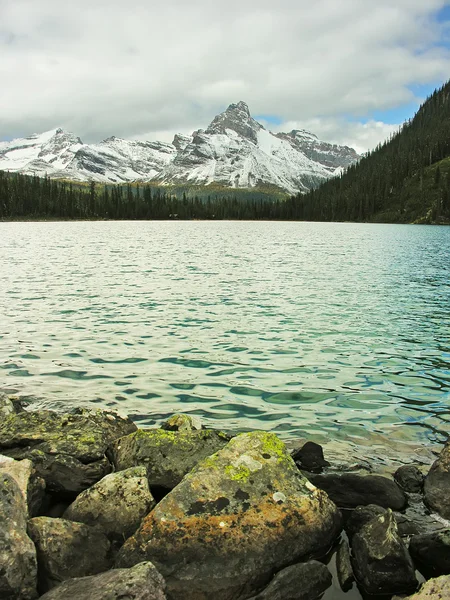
left=0, top=102, right=360, bottom=193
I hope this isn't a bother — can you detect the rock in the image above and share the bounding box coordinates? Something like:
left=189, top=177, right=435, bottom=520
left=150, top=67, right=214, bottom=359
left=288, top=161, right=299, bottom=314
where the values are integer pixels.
left=292, top=441, right=330, bottom=473
left=64, top=467, right=155, bottom=541
left=116, top=431, right=342, bottom=600
left=351, top=508, right=417, bottom=596
left=409, top=529, right=450, bottom=576
left=399, top=575, right=450, bottom=599
left=0, top=455, right=45, bottom=516
left=27, top=517, right=112, bottom=592
left=336, top=539, right=354, bottom=591
left=247, top=560, right=332, bottom=600
left=0, top=392, right=26, bottom=417
left=309, top=472, right=407, bottom=509
left=161, top=413, right=203, bottom=432
left=0, top=473, right=37, bottom=599
left=37, top=562, right=166, bottom=600
left=394, top=465, right=424, bottom=493
left=110, top=428, right=229, bottom=489
left=345, top=504, right=386, bottom=540
left=395, top=514, right=423, bottom=537
left=424, top=440, right=450, bottom=519
left=0, top=408, right=137, bottom=495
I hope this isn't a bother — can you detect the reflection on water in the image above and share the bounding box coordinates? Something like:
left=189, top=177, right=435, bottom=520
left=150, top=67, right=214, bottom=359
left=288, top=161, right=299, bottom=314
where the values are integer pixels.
left=0, top=220, right=449, bottom=460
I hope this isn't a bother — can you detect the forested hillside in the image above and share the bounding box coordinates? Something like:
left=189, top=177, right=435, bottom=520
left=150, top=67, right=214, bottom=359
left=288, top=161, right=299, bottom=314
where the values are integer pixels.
left=284, top=81, right=450, bottom=224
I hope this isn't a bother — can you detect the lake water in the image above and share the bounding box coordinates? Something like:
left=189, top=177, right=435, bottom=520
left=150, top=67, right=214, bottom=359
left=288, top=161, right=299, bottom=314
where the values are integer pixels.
left=1, top=220, right=449, bottom=463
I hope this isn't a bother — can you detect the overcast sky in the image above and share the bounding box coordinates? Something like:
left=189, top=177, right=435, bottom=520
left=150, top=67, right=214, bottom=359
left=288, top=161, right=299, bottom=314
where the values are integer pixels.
left=1, top=0, right=449, bottom=153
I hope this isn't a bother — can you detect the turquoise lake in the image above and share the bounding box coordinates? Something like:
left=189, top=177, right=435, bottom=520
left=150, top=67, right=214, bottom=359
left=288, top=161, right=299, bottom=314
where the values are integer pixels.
left=1, top=221, right=449, bottom=461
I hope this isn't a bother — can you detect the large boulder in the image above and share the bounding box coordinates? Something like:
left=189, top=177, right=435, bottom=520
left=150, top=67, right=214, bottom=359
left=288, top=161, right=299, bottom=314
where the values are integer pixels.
left=398, top=575, right=450, bottom=599
left=116, top=431, right=342, bottom=600
left=424, top=439, right=450, bottom=519
left=351, top=508, right=417, bottom=596
left=0, top=408, right=137, bottom=495
left=110, top=428, right=229, bottom=489
left=308, top=472, right=407, bottom=509
left=0, top=473, right=37, bottom=599
left=38, top=562, right=166, bottom=600
left=0, top=455, right=45, bottom=516
left=64, top=467, right=155, bottom=541
left=409, top=529, right=450, bottom=576
left=247, top=560, right=332, bottom=600
left=27, top=517, right=112, bottom=592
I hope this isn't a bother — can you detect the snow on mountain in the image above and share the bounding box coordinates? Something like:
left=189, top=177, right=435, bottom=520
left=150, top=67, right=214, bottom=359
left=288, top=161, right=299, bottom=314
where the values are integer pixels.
left=0, top=103, right=360, bottom=193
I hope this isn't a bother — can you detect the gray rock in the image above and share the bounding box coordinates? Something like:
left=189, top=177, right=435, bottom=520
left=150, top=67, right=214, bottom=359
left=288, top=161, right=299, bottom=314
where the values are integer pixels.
left=248, top=560, right=332, bottom=600
left=64, top=467, right=155, bottom=541
left=27, top=517, right=112, bottom=592
left=399, top=575, right=450, bottom=599
left=309, top=472, right=407, bottom=509
left=0, top=454, right=45, bottom=516
left=38, top=562, right=166, bottom=600
left=424, top=439, right=450, bottom=519
left=116, top=431, right=342, bottom=600
left=336, top=539, right=354, bottom=591
left=0, top=408, right=137, bottom=495
left=394, top=465, right=424, bottom=493
left=110, top=428, right=229, bottom=489
left=0, top=392, right=26, bottom=417
left=345, top=504, right=386, bottom=540
left=0, top=473, right=37, bottom=599
left=161, top=413, right=203, bottom=432
left=351, top=508, right=417, bottom=596
left=409, top=529, right=450, bottom=576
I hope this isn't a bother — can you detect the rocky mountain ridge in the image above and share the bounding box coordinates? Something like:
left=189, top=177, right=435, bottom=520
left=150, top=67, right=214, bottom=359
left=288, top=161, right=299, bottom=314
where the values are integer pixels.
left=0, top=102, right=360, bottom=194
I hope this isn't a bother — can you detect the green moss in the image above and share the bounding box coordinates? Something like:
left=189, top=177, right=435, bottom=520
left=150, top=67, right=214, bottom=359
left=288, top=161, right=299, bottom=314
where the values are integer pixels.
left=225, top=464, right=251, bottom=481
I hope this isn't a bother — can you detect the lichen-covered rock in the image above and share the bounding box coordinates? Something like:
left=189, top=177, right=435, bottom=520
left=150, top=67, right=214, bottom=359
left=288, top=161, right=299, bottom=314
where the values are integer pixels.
left=247, top=560, right=332, bottom=600
left=0, top=473, right=37, bottom=599
left=351, top=508, right=417, bottom=596
left=424, top=439, right=450, bottom=519
left=0, top=455, right=45, bottom=516
left=399, top=575, right=450, bottom=599
left=161, top=413, right=203, bottom=432
left=0, top=408, right=137, bottom=495
left=27, top=517, right=112, bottom=592
left=64, top=467, right=155, bottom=541
left=394, top=465, right=424, bottom=493
left=336, top=539, right=354, bottom=591
left=37, top=562, right=166, bottom=600
left=409, top=529, right=450, bottom=576
left=110, top=428, right=229, bottom=489
left=309, top=472, right=407, bottom=509
left=116, top=431, right=341, bottom=600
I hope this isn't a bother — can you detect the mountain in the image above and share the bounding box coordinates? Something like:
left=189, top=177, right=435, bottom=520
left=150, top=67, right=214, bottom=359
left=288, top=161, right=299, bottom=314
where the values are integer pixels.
left=0, top=103, right=360, bottom=194
left=283, top=81, right=450, bottom=223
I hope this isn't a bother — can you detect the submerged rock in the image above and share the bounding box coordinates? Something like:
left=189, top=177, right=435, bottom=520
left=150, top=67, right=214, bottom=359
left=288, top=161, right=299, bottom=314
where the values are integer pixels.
left=110, top=428, right=229, bottom=489
left=309, top=472, right=407, bottom=509
left=351, top=508, right=417, bottom=596
left=64, top=467, right=155, bottom=541
left=292, top=441, right=330, bottom=473
left=247, top=560, right=332, bottom=600
left=116, top=431, right=341, bottom=600
left=0, top=408, right=136, bottom=495
left=0, top=454, right=45, bottom=516
left=0, top=473, right=37, bottom=599
left=394, top=465, right=424, bottom=493
left=38, top=562, right=166, bottom=600
left=27, top=517, right=112, bottom=592
left=409, top=529, right=450, bottom=576
left=424, top=439, right=450, bottom=519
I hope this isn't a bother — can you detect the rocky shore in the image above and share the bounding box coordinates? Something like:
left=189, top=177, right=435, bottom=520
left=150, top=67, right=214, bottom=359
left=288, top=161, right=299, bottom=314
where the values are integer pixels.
left=0, top=393, right=449, bottom=600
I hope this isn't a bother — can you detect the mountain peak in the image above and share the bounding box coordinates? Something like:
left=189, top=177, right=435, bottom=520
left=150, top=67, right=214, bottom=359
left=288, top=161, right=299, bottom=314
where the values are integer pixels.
left=206, top=101, right=261, bottom=143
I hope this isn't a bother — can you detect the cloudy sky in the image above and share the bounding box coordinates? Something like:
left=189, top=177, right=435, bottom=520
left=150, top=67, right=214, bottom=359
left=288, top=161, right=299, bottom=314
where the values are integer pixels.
left=1, top=0, right=449, bottom=153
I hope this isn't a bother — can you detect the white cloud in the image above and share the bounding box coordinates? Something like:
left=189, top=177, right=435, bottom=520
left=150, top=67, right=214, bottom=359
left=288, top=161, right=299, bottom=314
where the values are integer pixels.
left=0, top=0, right=449, bottom=151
